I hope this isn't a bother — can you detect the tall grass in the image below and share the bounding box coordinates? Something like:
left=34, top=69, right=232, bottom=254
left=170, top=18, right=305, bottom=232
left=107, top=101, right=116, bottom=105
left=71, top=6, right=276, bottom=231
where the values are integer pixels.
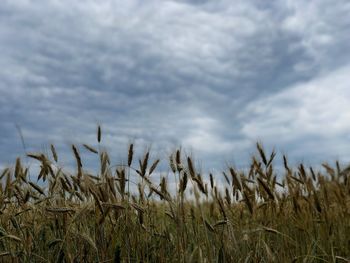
left=0, top=128, right=349, bottom=262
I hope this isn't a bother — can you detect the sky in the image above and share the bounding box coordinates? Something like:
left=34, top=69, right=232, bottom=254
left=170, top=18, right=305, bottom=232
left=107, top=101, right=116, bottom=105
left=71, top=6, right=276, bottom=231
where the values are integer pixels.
left=1, top=0, right=350, bottom=175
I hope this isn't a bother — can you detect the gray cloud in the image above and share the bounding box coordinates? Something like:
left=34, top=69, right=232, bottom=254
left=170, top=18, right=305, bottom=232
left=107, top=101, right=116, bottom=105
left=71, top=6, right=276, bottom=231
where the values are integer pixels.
left=0, top=0, right=349, bottom=173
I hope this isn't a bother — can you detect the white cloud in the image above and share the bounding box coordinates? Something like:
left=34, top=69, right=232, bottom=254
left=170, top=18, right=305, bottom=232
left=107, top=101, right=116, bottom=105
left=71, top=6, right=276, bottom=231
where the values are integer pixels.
left=182, top=116, right=233, bottom=154
left=282, top=0, right=350, bottom=72
left=240, top=64, right=350, bottom=160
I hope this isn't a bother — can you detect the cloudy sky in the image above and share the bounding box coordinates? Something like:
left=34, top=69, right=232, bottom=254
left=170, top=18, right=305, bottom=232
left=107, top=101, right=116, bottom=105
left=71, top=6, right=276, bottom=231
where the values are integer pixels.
left=1, top=0, right=350, bottom=173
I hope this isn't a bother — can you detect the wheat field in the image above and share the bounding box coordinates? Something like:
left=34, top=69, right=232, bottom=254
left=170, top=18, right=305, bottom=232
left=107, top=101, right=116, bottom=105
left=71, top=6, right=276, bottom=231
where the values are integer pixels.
left=0, top=127, right=349, bottom=262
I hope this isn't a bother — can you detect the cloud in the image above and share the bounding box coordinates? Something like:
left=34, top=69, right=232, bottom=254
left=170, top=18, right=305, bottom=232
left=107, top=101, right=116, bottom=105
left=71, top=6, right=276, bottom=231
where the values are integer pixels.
left=0, top=0, right=349, bottom=173
left=240, top=65, right=350, bottom=162
left=281, top=0, right=350, bottom=73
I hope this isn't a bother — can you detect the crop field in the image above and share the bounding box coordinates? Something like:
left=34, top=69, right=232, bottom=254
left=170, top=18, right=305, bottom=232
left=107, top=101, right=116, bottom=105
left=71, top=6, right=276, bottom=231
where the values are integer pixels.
left=0, top=127, right=349, bottom=262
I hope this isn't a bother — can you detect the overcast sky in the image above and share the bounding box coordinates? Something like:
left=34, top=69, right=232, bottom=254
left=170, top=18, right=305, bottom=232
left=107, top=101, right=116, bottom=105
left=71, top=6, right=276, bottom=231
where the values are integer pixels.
left=1, top=0, right=350, bottom=174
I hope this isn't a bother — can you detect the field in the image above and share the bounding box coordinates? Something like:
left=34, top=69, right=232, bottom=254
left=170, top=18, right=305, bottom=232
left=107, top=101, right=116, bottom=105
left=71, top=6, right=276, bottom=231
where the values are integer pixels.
left=0, top=128, right=349, bottom=262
